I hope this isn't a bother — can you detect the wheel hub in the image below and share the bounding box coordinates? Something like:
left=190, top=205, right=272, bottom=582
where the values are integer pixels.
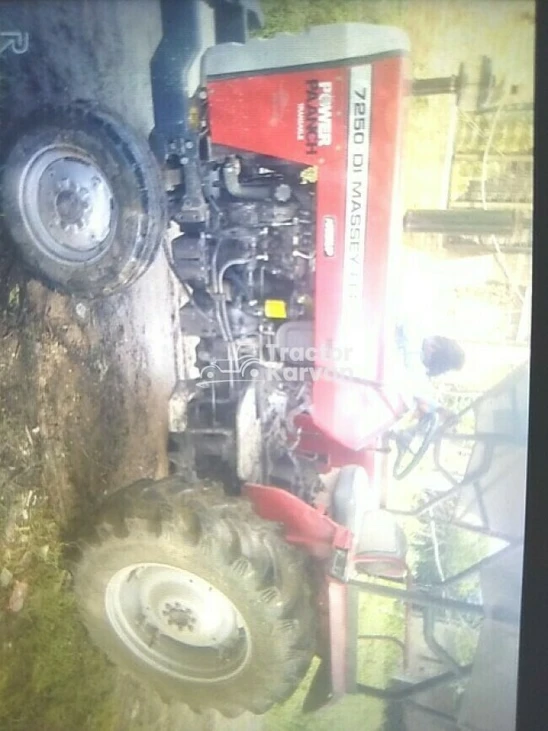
left=55, top=186, right=90, bottom=229
left=19, top=146, right=116, bottom=261
left=162, top=602, right=197, bottom=632
left=104, top=562, right=252, bottom=682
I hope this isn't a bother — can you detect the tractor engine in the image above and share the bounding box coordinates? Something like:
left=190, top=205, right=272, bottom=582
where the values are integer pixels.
left=176, top=156, right=316, bottom=353
left=170, top=153, right=321, bottom=500
left=166, top=22, right=410, bottom=501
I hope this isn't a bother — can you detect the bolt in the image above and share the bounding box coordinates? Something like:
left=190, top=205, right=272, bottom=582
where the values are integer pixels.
left=185, top=141, right=194, bottom=150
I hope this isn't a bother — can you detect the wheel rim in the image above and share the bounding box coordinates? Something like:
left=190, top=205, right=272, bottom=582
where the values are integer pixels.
left=18, top=144, right=117, bottom=263
left=105, top=563, right=252, bottom=683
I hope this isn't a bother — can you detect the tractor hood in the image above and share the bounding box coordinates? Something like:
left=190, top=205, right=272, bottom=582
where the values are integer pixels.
left=205, top=24, right=409, bottom=450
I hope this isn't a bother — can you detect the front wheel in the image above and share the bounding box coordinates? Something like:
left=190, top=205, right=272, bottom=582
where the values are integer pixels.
left=0, top=102, right=166, bottom=297
left=72, top=478, right=316, bottom=717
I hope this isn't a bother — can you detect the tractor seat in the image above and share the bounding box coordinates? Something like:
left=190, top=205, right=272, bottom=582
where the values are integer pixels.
left=330, top=465, right=408, bottom=580
left=329, top=465, right=380, bottom=536
left=354, top=510, right=408, bottom=580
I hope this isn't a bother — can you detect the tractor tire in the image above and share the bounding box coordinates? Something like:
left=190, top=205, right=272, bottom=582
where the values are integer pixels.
left=72, top=477, right=316, bottom=717
left=0, top=102, right=166, bottom=297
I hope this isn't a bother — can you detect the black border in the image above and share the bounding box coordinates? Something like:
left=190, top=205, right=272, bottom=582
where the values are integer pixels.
left=516, top=2, right=548, bottom=729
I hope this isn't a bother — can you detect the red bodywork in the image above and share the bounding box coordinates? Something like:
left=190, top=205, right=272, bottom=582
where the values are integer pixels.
left=243, top=483, right=355, bottom=702
left=207, top=54, right=409, bottom=454
left=243, top=482, right=407, bottom=705
left=292, top=410, right=390, bottom=489
left=207, top=48, right=410, bottom=707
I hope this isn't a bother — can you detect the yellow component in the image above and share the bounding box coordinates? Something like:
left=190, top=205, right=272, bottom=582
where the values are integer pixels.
left=300, top=166, right=318, bottom=184
left=264, top=299, right=287, bottom=319
left=188, top=105, right=200, bottom=130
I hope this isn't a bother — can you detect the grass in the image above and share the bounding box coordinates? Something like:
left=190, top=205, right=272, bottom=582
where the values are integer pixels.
left=266, top=590, right=405, bottom=731
left=0, top=509, right=118, bottom=731
left=0, top=290, right=119, bottom=731
left=258, top=0, right=401, bottom=35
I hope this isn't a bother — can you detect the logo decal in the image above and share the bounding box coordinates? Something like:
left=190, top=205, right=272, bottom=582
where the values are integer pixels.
left=301, top=79, right=333, bottom=155
left=300, top=166, right=318, bottom=184
left=339, top=64, right=372, bottom=371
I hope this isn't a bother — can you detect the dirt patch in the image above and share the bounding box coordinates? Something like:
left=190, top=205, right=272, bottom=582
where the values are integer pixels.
left=0, top=271, right=172, bottom=524
left=0, top=267, right=41, bottom=537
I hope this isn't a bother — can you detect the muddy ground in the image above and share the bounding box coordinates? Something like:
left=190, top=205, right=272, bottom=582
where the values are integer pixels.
left=0, top=0, right=180, bottom=501
left=0, top=1, right=261, bottom=728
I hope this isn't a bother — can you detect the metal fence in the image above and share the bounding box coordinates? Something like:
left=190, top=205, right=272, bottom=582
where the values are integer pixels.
left=443, top=101, right=533, bottom=344
left=449, top=103, right=533, bottom=213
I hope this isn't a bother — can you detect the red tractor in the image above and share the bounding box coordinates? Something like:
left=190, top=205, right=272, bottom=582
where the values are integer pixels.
left=1, top=0, right=520, bottom=723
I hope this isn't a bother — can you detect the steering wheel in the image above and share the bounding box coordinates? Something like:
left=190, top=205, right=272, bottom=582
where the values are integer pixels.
left=391, top=410, right=442, bottom=480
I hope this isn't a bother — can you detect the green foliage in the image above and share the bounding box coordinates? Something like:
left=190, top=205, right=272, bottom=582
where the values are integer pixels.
left=257, top=0, right=404, bottom=36
left=410, top=491, right=489, bottom=597
left=409, top=505, right=487, bottom=667
left=0, top=512, right=118, bottom=731
left=266, top=590, right=405, bottom=731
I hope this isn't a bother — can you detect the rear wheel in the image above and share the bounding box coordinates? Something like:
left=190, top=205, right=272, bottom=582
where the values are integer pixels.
left=72, top=477, right=316, bottom=716
left=0, top=102, right=166, bottom=296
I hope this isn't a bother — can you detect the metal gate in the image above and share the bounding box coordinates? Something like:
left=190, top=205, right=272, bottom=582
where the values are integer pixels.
left=449, top=103, right=533, bottom=211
